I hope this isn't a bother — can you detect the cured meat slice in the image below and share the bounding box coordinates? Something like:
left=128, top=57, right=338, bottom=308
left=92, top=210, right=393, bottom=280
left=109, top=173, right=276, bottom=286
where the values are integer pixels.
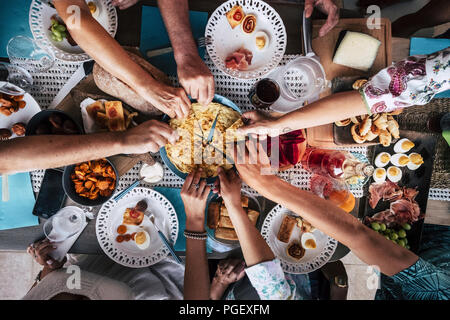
left=225, top=48, right=253, bottom=71
left=368, top=181, right=402, bottom=209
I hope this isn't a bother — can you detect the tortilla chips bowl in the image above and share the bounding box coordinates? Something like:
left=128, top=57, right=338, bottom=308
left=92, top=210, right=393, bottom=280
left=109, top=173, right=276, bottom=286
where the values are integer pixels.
left=63, top=157, right=118, bottom=206
left=160, top=94, right=242, bottom=183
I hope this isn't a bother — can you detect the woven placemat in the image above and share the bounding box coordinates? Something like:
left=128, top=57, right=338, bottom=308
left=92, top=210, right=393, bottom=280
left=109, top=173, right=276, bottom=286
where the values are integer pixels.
left=397, top=99, right=450, bottom=189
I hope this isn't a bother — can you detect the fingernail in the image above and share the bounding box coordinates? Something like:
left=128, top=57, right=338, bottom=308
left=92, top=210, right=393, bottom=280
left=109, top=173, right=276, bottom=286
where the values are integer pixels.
left=46, top=259, right=53, bottom=265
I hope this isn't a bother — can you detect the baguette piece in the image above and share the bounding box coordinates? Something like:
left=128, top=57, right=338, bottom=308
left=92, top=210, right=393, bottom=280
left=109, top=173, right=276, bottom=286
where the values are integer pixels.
left=207, top=202, right=220, bottom=230
left=218, top=215, right=234, bottom=229
left=93, top=51, right=171, bottom=117
left=277, top=215, right=297, bottom=243
left=215, top=227, right=238, bottom=241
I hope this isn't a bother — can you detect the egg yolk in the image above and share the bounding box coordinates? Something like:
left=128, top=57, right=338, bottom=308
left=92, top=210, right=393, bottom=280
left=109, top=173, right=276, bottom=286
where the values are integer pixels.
left=399, top=156, right=410, bottom=165
left=381, top=154, right=390, bottom=163
left=88, top=2, right=97, bottom=14
left=402, top=140, right=415, bottom=150
left=256, top=36, right=266, bottom=49
left=410, top=154, right=424, bottom=165
left=388, top=167, right=399, bottom=176
left=135, top=232, right=147, bottom=245
left=305, top=239, right=316, bottom=249
left=375, top=169, right=385, bottom=178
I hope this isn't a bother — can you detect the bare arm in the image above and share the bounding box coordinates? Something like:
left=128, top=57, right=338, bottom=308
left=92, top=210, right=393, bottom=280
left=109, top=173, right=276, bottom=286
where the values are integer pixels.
left=240, top=90, right=368, bottom=135
left=216, top=168, right=275, bottom=267
left=181, top=170, right=210, bottom=300
left=157, top=0, right=214, bottom=106
left=236, top=142, right=418, bottom=276
left=0, top=120, right=177, bottom=174
left=53, top=0, right=190, bottom=118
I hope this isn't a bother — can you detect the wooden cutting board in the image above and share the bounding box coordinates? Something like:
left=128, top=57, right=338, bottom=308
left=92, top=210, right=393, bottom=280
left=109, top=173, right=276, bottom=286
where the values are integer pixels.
left=306, top=18, right=392, bottom=148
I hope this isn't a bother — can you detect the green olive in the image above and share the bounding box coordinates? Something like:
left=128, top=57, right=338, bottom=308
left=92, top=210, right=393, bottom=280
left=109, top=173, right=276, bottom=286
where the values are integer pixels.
left=56, top=24, right=66, bottom=32
left=402, top=223, right=412, bottom=231
left=398, top=229, right=407, bottom=238
left=380, top=223, right=387, bottom=231
left=371, top=222, right=381, bottom=231
left=390, top=233, right=398, bottom=241
left=52, top=29, right=61, bottom=38
left=384, top=235, right=390, bottom=240
left=398, top=239, right=406, bottom=247
left=51, top=34, right=58, bottom=41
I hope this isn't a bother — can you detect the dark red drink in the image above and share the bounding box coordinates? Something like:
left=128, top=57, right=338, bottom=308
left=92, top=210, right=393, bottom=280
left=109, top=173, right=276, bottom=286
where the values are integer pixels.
left=301, top=148, right=346, bottom=179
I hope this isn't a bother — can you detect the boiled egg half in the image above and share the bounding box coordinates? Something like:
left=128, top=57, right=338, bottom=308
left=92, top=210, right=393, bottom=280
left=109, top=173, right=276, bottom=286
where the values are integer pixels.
left=373, top=167, right=387, bottom=183
left=301, top=232, right=317, bottom=250
left=393, top=138, right=415, bottom=153
left=386, top=166, right=402, bottom=183
left=134, top=230, right=150, bottom=250
left=391, top=153, right=410, bottom=167
left=407, top=153, right=424, bottom=170
left=254, top=31, right=269, bottom=51
left=374, top=152, right=391, bottom=168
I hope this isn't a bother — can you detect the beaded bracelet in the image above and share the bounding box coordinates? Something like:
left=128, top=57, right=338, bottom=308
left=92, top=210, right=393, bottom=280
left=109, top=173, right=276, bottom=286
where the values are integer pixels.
left=184, top=230, right=207, bottom=240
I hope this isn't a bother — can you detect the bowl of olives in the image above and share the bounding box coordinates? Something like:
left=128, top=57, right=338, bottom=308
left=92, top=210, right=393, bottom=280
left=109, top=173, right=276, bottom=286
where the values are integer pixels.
left=25, top=109, right=83, bottom=136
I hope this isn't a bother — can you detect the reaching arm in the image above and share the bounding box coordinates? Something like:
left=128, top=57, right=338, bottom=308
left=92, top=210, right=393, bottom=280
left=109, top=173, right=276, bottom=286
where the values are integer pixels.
left=0, top=120, right=177, bottom=174
left=53, top=0, right=189, bottom=118
left=181, top=170, right=210, bottom=300
left=157, top=0, right=214, bottom=106
left=216, top=168, right=275, bottom=267
left=235, top=141, right=418, bottom=276
left=239, top=90, right=368, bottom=135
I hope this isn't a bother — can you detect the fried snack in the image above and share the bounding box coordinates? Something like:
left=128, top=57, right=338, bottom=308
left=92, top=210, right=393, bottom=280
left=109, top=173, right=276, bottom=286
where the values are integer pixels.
left=207, top=202, right=221, bottom=230
left=218, top=215, right=234, bottom=229
left=0, top=128, right=11, bottom=140
left=359, top=117, right=372, bottom=136
left=226, top=5, right=245, bottom=29
left=387, top=117, right=400, bottom=139
left=373, top=113, right=388, bottom=130
left=215, top=227, right=238, bottom=241
left=86, top=101, right=105, bottom=118
left=364, top=125, right=379, bottom=141
left=105, top=101, right=126, bottom=132
left=0, top=93, right=26, bottom=117
left=241, top=14, right=256, bottom=34
left=286, top=241, right=305, bottom=260
left=70, top=159, right=116, bottom=200
left=388, top=108, right=403, bottom=116
left=277, top=215, right=297, bottom=243
left=351, top=124, right=366, bottom=144
left=335, top=118, right=351, bottom=127
left=300, top=219, right=315, bottom=233
left=123, top=207, right=144, bottom=226
left=11, top=123, right=26, bottom=136
left=247, top=209, right=259, bottom=226
left=379, top=129, right=392, bottom=147
left=352, top=79, right=368, bottom=90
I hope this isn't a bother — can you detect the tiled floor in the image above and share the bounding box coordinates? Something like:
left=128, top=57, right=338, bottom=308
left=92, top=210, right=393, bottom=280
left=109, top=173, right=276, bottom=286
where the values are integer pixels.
left=0, top=250, right=376, bottom=300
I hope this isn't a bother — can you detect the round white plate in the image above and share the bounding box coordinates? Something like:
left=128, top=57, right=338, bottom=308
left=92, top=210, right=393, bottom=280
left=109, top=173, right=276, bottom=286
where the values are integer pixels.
left=205, top=0, right=287, bottom=79
left=96, top=187, right=179, bottom=268
left=0, top=82, right=41, bottom=135
left=29, top=0, right=118, bottom=62
left=261, top=205, right=337, bottom=274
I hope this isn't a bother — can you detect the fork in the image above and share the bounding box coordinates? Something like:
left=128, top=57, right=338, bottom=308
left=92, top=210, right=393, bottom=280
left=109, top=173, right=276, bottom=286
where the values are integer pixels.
left=146, top=37, right=212, bottom=58
left=149, top=214, right=182, bottom=264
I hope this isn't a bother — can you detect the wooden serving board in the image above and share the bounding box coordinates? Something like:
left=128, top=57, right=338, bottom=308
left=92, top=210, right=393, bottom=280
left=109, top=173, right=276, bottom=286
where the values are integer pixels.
left=307, top=18, right=392, bottom=148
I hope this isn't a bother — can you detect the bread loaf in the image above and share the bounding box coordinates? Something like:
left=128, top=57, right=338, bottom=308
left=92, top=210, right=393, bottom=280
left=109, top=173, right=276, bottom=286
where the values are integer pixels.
left=215, top=227, right=238, bottom=241
left=93, top=51, right=171, bottom=117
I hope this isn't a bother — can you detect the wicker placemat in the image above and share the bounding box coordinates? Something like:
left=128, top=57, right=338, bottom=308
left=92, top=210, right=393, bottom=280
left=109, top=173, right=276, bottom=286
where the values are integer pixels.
left=397, top=99, right=450, bottom=189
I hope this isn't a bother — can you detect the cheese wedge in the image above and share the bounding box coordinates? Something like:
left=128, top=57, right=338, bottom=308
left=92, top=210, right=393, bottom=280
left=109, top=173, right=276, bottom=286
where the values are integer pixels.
left=333, top=31, right=381, bottom=71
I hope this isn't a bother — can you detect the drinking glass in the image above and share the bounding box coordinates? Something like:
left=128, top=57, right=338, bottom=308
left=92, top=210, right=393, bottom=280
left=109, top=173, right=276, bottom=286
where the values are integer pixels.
left=43, top=206, right=85, bottom=243
left=0, top=62, right=34, bottom=91
left=7, top=36, right=55, bottom=73
left=310, top=174, right=355, bottom=213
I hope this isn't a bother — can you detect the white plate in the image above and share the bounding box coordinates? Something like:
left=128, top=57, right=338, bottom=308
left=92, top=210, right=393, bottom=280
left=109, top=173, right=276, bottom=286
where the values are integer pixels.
left=261, top=205, right=337, bottom=274
left=205, top=0, right=287, bottom=79
left=96, top=187, right=179, bottom=268
left=0, top=82, right=41, bottom=135
left=29, top=0, right=118, bottom=62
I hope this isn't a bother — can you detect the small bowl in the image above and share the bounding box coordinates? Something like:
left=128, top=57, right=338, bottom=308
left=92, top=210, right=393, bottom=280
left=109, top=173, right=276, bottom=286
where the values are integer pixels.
left=62, top=157, right=118, bottom=206
left=26, top=109, right=83, bottom=136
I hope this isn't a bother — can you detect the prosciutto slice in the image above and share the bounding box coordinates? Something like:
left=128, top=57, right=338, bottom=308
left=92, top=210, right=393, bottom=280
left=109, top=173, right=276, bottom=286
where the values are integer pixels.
left=368, top=181, right=403, bottom=209
left=225, top=48, right=253, bottom=71
left=390, top=199, right=422, bottom=225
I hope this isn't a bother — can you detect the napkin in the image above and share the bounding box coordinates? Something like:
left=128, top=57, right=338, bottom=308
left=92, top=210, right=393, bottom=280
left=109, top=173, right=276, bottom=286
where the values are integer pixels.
left=49, top=220, right=88, bottom=262
left=139, top=6, right=208, bottom=76
left=79, top=97, right=106, bottom=133
left=409, top=37, right=450, bottom=98
left=0, top=0, right=33, bottom=58
left=153, top=187, right=211, bottom=253
left=0, top=172, right=38, bottom=231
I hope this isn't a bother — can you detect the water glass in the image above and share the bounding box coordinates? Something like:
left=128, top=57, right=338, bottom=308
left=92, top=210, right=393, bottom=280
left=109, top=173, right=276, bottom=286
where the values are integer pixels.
left=7, top=36, right=55, bottom=73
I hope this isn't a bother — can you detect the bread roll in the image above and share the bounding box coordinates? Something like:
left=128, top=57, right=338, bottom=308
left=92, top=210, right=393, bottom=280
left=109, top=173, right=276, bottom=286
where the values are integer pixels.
left=93, top=51, right=171, bottom=117
left=207, top=202, right=220, bottom=230
left=218, top=215, right=234, bottom=229
left=247, top=209, right=259, bottom=226
left=215, top=227, right=238, bottom=241
left=277, top=215, right=297, bottom=243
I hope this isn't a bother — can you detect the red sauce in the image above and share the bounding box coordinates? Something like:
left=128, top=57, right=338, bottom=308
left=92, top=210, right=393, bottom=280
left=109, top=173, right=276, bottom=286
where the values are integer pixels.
left=233, top=11, right=243, bottom=21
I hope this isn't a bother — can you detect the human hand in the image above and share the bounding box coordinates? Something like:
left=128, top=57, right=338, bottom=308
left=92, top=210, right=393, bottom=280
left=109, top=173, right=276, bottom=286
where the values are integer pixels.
left=237, top=110, right=280, bottom=137
left=27, top=239, right=66, bottom=270
left=138, top=82, right=191, bottom=119
left=181, top=170, right=211, bottom=232
left=112, top=0, right=139, bottom=10
left=210, top=259, right=246, bottom=299
left=214, top=167, right=242, bottom=208
left=122, top=119, right=179, bottom=154
left=305, top=0, right=339, bottom=37
left=177, top=54, right=215, bottom=106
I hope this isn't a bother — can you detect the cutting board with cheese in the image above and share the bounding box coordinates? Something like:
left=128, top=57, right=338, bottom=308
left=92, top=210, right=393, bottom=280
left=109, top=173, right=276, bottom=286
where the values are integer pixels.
left=307, top=18, right=392, bottom=148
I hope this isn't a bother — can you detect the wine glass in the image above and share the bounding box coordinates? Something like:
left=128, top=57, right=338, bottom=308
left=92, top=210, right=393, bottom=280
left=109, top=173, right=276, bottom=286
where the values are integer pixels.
left=0, top=62, right=34, bottom=92
left=7, top=36, right=55, bottom=73
left=43, top=206, right=85, bottom=243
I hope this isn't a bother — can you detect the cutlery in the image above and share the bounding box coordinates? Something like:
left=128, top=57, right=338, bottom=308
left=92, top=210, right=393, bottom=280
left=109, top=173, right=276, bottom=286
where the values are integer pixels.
left=146, top=37, right=210, bottom=58
left=0, top=83, right=25, bottom=96
left=149, top=214, right=182, bottom=264
left=206, top=113, right=220, bottom=144
left=113, top=178, right=144, bottom=202
left=194, top=133, right=234, bottom=164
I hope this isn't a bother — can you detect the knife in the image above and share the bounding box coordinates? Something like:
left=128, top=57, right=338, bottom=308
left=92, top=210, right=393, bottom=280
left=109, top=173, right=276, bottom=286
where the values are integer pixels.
left=49, top=60, right=95, bottom=109
left=194, top=133, right=234, bottom=164
left=206, top=113, right=219, bottom=144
